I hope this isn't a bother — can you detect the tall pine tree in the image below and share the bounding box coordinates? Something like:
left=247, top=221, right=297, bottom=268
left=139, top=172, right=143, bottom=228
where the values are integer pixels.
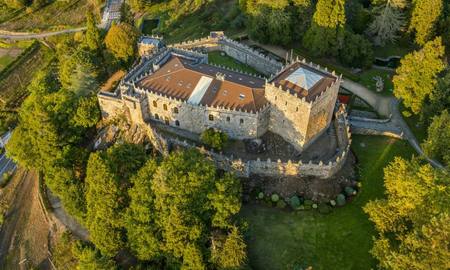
left=302, top=0, right=346, bottom=56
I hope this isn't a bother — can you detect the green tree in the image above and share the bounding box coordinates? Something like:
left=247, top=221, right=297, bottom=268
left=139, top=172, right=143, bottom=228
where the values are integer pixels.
left=367, top=0, right=407, bottom=46
left=409, top=0, right=443, bottom=45
left=424, top=70, right=450, bottom=120
left=302, top=0, right=346, bottom=56
left=422, top=110, right=450, bottom=167
left=392, top=37, right=446, bottom=114
left=125, top=159, right=161, bottom=261
left=364, top=157, right=450, bottom=269
left=105, top=23, right=139, bottom=64
left=59, top=48, right=102, bottom=95
left=339, top=32, right=374, bottom=68
left=73, top=241, right=117, bottom=270
left=71, top=96, right=100, bottom=128
left=208, top=173, right=241, bottom=229
left=211, top=226, right=247, bottom=270
left=85, top=143, right=146, bottom=256
left=85, top=11, right=102, bottom=52
left=200, top=128, right=228, bottom=151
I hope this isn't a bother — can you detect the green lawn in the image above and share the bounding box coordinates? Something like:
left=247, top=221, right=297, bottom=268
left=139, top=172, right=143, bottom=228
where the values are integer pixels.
left=241, top=135, right=415, bottom=270
left=208, top=51, right=262, bottom=76
left=358, top=69, right=394, bottom=96
left=0, top=55, right=15, bottom=70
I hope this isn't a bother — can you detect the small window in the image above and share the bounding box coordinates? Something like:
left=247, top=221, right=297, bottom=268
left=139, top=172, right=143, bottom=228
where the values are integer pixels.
left=240, top=119, right=244, bottom=124
left=164, top=117, right=169, bottom=125
left=175, top=120, right=180, bottom=126
left=209, top=114, right=214, bottom=121
left=226, top=116, right=230, bottom=122
left=173, top=107, right=179, bottom=114
left=155, top=114, right=159, bottom=120
left=275, top=96, right=277, bottom=101
left=239, top=94, right=245, bottom=100
left=296, top=107, right=299, bottom=112
left=163, top=104, right=168, bottom=111
left=285, top=101, right=288, bottom=106
left=153, top=100, right=157, bottom=107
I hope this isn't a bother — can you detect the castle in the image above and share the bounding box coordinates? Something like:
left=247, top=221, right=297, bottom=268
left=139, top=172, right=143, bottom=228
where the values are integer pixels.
left=98, top=33, right=342, bottom=153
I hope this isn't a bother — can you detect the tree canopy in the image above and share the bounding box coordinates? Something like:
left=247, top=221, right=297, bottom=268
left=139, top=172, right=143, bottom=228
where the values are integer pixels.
left=364, top=157, right=450, bottom=269
left=393, top=37, right=446, bottom=114
left=422, top=110, right=450, bottom=167
left=367, top=0, right=407, bottom=46
left=302, top=0, right=346, bottom=56
left=409, top=0, right=443, bottom=45
left=105, top=23, right=139, bottom=64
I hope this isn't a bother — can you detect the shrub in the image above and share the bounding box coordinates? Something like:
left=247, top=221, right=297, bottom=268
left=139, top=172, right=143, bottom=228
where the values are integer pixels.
left=330, top=200, right=337, bottom=207
left=200, top=128, right=228, bottom=151
left=289, top=196, right=301, bottom=209
left=271, top=194, right=279, bottom=202
left=257, top=192, right=264, bottom=200
left=0, top=172, right=13, bottom=188
left=276, top=200, right=287, bottom=209
left=345, top=186, right=356, bottom=196
left=312, top=203, right=318, bottom=209
left=336, top=194, right=346, bottom=206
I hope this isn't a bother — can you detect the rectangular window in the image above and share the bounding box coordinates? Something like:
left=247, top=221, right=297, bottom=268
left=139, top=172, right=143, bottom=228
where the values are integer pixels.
left=209, top=114, right=214, bottom=121
left=240, top=119, right=244, bottom=124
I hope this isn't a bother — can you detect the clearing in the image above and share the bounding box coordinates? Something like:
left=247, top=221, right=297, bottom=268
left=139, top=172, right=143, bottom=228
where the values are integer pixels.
left=241, top=135, right=415, bottom=270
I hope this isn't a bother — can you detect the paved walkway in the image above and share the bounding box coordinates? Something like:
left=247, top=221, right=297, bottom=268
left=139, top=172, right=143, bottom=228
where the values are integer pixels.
left=245, top=40, right=444, bottom=169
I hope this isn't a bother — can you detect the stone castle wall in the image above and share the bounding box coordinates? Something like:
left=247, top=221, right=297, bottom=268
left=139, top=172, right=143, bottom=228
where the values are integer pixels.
left=163, top=105, right=351, bottom=179
left=169, top=35, right=283, bottom=75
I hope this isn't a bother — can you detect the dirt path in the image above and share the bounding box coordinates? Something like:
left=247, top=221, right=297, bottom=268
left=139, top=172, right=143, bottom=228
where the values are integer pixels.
left=0, top=169, right=52, bottom=269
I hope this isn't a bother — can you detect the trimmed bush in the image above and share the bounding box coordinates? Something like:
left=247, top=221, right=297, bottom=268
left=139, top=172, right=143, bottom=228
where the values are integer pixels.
left=297, top=205, right=305, bottom=210
left=345, top=186, right=356, bottom=196
left=330, top=200, right=337, bottom=207
left=271, top=194, right=279, bottom=202
left=289, top=196, right=301, bottom=209
left=257, top=192, right=264, bottom=200
left=336, top=194, right=346, bottom=206
left=312, top=203, right=318, bottom=209
left=276, top=200, right=287, bottom=209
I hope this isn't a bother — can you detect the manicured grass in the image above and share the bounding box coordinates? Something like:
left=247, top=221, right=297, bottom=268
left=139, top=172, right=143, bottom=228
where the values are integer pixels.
left=358, top=69, right=394, bottom=96
left=208, top=51, right=262, bottom=76
left=241, top=135, right=415, bottom=270
left=373, top=41, right=413, bottom=58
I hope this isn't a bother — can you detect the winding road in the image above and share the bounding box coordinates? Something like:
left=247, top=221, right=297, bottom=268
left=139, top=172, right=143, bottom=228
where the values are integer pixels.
left=0, top=27, right=88, bottom=40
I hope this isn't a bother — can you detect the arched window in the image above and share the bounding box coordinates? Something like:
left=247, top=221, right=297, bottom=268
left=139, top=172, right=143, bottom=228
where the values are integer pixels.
left=173, top=107, right=179, bottom=114
left=296, top=107, right=299, bottom=112
left=226, top=116, right=230, bottom=122
left=154, top=113, right=159, bottom=120
left=209, top=114, right=214, bottom=121
left=164, top=117, right=169, bottom=125
left=175, top=120, right=180, bottom=126
left=240, top=119, right=244, bottom=124
left=153, top=100, right=157, bottom=107
left=285, top=101, right=288, bottom=106
left=163, top=104, right=168, bottom=111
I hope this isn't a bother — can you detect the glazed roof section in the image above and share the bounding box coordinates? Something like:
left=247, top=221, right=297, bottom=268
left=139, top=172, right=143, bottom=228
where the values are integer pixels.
left=271, top=62, right=337, bottom=102
left=136, top=55, right=267, bottom=112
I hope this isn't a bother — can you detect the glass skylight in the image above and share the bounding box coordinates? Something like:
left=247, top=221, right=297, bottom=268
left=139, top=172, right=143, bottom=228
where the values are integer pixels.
left=286, top=67, right=323, bottom=90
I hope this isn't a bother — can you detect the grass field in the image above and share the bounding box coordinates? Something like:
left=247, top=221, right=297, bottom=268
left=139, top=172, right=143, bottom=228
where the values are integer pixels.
left=208, top=51, right=262, bottom=76
left=0, top=0, right=93, bottom=32
left=241, top=135, right=415, bottom=270
left=358, top=69, right=395, bottom=96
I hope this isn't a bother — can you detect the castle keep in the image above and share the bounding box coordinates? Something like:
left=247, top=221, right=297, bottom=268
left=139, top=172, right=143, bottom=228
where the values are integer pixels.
left=98, top=33, right=342, bottom=153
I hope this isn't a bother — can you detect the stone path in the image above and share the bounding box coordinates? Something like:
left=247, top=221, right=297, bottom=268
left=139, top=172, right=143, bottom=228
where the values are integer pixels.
left=245, top=40, right=444, bottom=169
